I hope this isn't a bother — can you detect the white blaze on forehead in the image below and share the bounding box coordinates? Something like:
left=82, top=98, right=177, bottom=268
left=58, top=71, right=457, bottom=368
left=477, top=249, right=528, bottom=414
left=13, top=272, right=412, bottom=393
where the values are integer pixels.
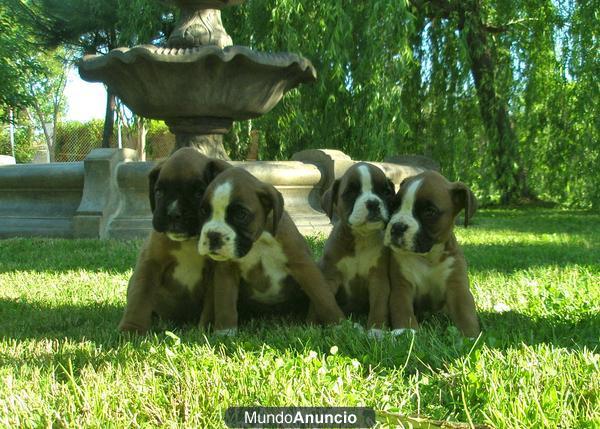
left=399, top=178, right=422, bottom=214
left=384, top=178, right=422, bottom=250
left=198, top=181, right=237, bottom=259
left=358, top=165, right=372, bottom=193
left=210, top=181, right=232, bottom=221
left=348, top=165, right=388, bottom=228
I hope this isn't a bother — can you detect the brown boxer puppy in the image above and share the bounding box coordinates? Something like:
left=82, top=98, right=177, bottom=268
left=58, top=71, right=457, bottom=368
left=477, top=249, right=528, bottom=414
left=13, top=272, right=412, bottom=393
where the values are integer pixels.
left=318, top=162, right=396, bottom=337
left=196, top=167, right=345, bottom=335
left=384, top=170, right=480, bottom=337
left=118, top=148, right=229, bottom=334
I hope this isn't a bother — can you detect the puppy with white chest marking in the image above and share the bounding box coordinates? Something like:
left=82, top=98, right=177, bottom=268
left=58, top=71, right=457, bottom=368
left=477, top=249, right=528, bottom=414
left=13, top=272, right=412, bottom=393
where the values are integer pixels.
left=317, top=162, right=396, bottom=336
left=197, top=167, right=345, bottom=335
left=118, top=148, right=230, bottom=334
left=384, top=170, right=480, bottom=337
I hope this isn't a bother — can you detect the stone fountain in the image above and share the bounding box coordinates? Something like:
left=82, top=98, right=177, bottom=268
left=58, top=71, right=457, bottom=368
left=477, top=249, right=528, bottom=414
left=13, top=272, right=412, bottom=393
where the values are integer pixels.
left=78, top=0, right=317, bottom=160
left=0, top=1, right=427, bottom=239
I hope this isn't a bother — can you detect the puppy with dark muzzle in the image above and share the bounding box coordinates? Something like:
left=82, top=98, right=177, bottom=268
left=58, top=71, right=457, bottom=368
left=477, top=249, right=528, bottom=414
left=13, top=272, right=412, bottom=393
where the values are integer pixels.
left=118, top=148, right=230, bottom=334
left=317, top=162, right=396, bottom=337
left=196, top=167, right=345, bottom=335
left=384, top=170, right=480, bottom=338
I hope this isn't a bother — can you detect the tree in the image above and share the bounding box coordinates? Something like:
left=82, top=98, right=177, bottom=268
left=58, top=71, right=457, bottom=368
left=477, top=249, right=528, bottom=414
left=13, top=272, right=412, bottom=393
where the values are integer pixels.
left=1, top=6, right=71, bottom=161
left=0, top=6, right=43, bottom=109
left=22, top=49, right=71, bottom=161
left=8, top=0, right=174, bottom=148
left=223, top=0, right=599, bottom=207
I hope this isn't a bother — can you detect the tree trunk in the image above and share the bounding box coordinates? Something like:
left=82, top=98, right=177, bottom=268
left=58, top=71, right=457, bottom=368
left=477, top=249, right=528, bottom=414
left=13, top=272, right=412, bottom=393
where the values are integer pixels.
left=136, top=116, right=147, bottom=161
left=102, top=88, right=116, bottom=148
left=26, top=105, right=54, bottom=162
left=461, top=1, right=523, bottom=203
left=409, top=0, right=534, bottom=204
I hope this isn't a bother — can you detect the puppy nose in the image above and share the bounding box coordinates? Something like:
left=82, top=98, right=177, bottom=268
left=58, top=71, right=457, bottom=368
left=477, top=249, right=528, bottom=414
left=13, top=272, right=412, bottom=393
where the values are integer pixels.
left=391, top=223, right=408, bottom=236
left=366, top=200, right=380, bottom=211
left=206, top=232, right=224, bottom=251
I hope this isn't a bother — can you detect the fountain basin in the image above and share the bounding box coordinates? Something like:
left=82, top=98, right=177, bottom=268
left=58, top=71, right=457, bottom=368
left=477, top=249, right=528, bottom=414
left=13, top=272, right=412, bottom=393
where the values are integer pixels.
left=79, top=45, right=317, bottom=122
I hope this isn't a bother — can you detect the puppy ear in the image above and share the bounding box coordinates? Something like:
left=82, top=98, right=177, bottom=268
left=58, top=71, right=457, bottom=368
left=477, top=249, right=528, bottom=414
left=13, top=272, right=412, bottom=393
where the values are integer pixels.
left=320, top=179, right=340, bottom=219
left=258, top=183, right=285, bottom=235
left=203, top=159, right=230, bottom=184
left=148, top=161, right=164, bottom=213
left=385, top=178, right=396, bottom=203
left=451, top=182, right=477, bottom=227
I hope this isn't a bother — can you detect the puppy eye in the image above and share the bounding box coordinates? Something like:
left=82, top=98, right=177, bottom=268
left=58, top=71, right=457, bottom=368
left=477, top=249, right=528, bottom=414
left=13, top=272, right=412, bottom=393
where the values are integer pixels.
left=233, top=207, right=251, bottom=223
left=423, top=206, right=439, bottom=219
left=344, top=182, right=360, bottom=196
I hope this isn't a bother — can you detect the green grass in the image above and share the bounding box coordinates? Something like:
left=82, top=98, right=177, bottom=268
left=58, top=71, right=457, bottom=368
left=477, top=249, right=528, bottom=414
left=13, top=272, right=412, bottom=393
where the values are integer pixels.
left=1, top=208, right=599, bottom=428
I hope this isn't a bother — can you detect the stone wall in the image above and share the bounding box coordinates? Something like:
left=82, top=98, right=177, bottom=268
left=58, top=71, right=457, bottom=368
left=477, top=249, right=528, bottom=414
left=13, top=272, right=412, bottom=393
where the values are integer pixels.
left=0, top=149, right=425, bottom=239
left=0, top=162, right=84, bottom=237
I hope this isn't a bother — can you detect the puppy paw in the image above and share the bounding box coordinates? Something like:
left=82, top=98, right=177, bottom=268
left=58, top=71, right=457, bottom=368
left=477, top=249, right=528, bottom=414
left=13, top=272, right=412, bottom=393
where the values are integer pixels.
left=391, top=328, right=417, bottom=337
left=118, top=321, right=148, bottom=335
left=214, top=328, right=238, bottom=337
left=367, top=328, right=385, bottom=340
left=352, top=322, right=366, bottom=332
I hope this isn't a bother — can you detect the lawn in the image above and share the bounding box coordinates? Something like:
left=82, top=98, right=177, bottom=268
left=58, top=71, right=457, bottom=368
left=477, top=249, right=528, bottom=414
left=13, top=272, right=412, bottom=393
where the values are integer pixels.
left=0, top=208, right=598, bottom=428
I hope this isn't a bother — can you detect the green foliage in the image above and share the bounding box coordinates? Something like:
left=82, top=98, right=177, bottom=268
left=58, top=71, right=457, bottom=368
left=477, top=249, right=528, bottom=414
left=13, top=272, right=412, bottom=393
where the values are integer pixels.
left=54, top=120, right=103, bottom=161
left=144, top=119, right=173, bottom=159
left=222, top=0, right=599, bottom=208
left=0, top=6, right=46, bottom=108
left=7, top=0, right=174, bottom=52
left=0, top=123, right=38, bottom=163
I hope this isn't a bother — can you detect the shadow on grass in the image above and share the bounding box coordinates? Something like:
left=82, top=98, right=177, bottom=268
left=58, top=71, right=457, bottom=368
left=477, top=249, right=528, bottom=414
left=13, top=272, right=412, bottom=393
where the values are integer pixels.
left=0, top=238, right=141, bottom=274
left=1, top=299, right=597, bottom=374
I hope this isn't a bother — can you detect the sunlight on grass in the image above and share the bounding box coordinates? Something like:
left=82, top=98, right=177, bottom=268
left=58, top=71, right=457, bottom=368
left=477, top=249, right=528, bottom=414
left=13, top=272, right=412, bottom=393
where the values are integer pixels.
left=0, top=209, right=599, bottom=428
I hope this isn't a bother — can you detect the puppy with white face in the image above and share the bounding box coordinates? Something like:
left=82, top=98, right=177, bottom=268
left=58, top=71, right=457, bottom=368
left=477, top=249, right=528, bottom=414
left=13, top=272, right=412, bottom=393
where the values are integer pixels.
left=197, top=167, right=345, bottom=334
left=118, top=148, right=230, bottom=334
left=317, top=162, right=396, bottom=336
left=384, top=170, right=480, bottom=337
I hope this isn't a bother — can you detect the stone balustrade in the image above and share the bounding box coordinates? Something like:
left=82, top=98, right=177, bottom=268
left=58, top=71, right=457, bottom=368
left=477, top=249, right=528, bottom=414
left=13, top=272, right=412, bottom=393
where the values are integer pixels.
left=0, top=162, right=84, bottom=237
left=0, top=148, right=425, bottom=239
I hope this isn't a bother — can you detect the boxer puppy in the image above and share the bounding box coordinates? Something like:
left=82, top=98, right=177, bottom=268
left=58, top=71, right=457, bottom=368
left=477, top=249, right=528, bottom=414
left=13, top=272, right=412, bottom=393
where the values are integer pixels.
left=318, top=162, right=396, bottom=337
left=118, top=148, right=229, bottom=334
left=384, top=170, right=480, bottom=337
left=196, top=167, right=345, bottom=335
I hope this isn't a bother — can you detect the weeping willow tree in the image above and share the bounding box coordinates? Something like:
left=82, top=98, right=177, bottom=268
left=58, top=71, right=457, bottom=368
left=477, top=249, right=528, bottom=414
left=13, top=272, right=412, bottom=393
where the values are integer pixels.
left=223, top=0, right=599, bottom=207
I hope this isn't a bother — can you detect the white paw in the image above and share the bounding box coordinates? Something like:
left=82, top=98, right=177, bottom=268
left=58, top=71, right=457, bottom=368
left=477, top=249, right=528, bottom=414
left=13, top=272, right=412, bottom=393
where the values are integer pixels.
left=367, top=328, right=385, bottom=340
left=391, top=328, right=417, bottom=337
left=353, top=322, right=366, bottom=332
left=214, top=328, right=237, bottom=337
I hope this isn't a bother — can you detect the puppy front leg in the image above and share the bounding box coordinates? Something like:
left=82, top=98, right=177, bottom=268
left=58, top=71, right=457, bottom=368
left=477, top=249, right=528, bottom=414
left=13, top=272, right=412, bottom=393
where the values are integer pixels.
left=389, top=260, right=418, bottom=333
left=213, top=262, right=240, bottom=336
left=198, top=281, right=214, bottom=330
left=118, top=261, right=160, bottom=334
left=445, top=269, right=480, bottom=338
left=366, top=264, right=390, bottom=331
left=292, top=259, right=345, bottom=325
left=306, top=261, right=342, bottom=325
